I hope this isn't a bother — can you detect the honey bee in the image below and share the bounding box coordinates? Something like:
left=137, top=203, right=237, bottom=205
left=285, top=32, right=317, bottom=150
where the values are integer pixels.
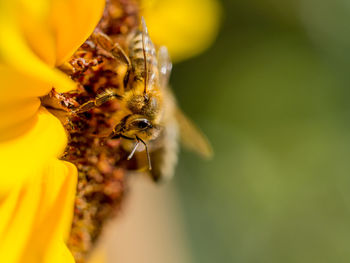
left=72, top=18, right=212, bottom=181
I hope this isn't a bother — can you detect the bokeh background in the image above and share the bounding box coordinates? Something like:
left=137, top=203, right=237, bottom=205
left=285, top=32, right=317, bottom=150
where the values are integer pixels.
left=171, top=0, right=350, bottom=262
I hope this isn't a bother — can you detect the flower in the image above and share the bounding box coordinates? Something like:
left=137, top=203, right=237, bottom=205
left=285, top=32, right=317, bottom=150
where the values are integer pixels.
left=0, top=0, right=220, bottom=262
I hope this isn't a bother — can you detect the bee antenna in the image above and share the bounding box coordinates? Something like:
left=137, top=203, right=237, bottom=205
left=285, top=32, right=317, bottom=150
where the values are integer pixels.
left=136, top=136, right=152, bottom=170
left=141, top=17, right=148, bottom=95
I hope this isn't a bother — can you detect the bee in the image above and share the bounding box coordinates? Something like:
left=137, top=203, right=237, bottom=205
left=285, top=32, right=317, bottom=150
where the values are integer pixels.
left=72, top=18, right=212, bottom=181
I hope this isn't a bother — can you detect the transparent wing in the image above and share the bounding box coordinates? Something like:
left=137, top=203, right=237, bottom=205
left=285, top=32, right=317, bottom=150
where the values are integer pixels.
left=149, top=119, right=179, bottom=182
left=175, top=108, right=213, bottom=159
left=158, top=46, right=172, bottom=89
left=141, top=17, right=157, bottom=90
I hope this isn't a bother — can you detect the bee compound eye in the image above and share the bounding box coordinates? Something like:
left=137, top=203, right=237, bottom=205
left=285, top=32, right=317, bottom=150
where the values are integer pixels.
left=131, top=119, right=151, bottom=130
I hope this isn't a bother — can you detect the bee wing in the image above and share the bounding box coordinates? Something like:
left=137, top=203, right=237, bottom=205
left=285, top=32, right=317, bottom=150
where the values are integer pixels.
left=157, top=46, right=172, bottom=89
left=149, top=119, right=179, bottom=182
left=175, top=108, right=213, bottom=159
left=141, top=17, right=158, bottom=89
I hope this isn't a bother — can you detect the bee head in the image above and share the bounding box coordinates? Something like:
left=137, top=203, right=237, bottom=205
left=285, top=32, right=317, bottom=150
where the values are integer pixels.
left=113, top=114, right=161, bottom=141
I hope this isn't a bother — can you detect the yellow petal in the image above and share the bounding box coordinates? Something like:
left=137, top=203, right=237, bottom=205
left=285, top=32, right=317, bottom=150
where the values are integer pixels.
left=0, top=158, right=77, bottom=263
left=0, top=108, right=68, bottom=193
left=52, top=0, right=105, bottom=65
left=142, top=0, right=222, bottom=62
left=0, top=0, right=105, bottom=98
left=17, top=0, right=105, bottom=65
left=0, top=0, right=104, bottom=133
left=0, top=1, right=105, bottom=262
left=18, top=0, right=56, bottom=66
left=0, top=1, right=75, bottom=94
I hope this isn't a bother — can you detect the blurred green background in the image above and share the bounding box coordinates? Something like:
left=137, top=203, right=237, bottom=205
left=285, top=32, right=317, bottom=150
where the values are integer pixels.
left=171, top=0, right=350, bottom=262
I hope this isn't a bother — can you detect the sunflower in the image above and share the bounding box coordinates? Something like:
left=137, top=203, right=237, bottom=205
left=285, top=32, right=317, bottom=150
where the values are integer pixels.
left=0, top=0, right=220, bottom=262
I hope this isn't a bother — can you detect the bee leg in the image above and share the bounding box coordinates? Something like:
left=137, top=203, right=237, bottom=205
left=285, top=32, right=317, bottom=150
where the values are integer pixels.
left=71, top=100, right=96, bottom=114
left=71, top=89, right=121, bottom=114
left=92, top=31, right=131, bottom=67
left=109, top=42, right=131, bottom=94
left=136, top=136, right=152, bottom=171
left=91, top=31, right=131, bottom=93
